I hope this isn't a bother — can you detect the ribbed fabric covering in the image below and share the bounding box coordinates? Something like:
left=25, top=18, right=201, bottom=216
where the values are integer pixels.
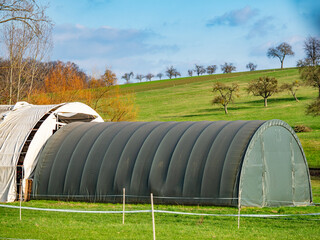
left=32, top=121, right=265, bottom=206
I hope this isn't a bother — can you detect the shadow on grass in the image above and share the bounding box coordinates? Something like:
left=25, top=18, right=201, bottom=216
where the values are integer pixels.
left=162, top=107, right=246, bottom=119
left=162, top=112, right=218, bottom=119
left=199, top=106, right=253, bottom=112
left=243, top=97, right=309, bottom=105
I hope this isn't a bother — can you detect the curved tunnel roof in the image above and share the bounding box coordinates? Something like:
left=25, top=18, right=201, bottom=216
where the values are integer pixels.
left=32, top=120, right=312, bottom=207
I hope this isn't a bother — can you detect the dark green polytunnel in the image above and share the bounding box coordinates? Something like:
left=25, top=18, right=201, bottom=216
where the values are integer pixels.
left=31, top=120, right=312, bottom=207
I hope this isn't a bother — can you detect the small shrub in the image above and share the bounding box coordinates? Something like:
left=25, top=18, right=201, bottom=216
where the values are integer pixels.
left=293, top=125, right=312, bottom=133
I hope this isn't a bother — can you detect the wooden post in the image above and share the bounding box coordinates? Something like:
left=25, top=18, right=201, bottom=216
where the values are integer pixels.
left=122, top=188, right=125, bottom=224
left=24, top=179, right=32, bottom=201
left=151, top=193, right=156, bottom=240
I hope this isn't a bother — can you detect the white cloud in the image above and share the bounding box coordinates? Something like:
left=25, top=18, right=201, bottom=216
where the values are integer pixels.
left=51, top=24, right=179, bottom=80
left=206, top=6, right=259, bottom=27
left=52, top=24, right=178, bottom=60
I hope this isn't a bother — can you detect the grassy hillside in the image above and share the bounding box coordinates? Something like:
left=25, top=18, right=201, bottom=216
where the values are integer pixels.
left=118, top=68, right=319, bottom=167
left=1, top=68, right=319, bottom=239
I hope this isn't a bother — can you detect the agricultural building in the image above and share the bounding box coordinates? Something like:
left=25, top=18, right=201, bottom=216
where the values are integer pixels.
left=0, top=102, right=103, bottom=202
left=32, top=120, right=312, bottom=207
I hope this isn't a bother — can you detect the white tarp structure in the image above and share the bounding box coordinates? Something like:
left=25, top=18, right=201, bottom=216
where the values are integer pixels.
left=0, top=102, right=103, bottom=202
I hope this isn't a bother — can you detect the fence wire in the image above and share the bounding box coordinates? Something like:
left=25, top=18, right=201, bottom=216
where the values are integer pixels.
left=0, top=204, right=319, bottom=218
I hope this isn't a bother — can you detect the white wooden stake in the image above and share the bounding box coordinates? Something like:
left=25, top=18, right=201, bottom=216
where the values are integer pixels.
left=122, top=188, right=125, bottom=224
left=20, top=179, right=23, bottom=221
left=151, top=193, right=156, bottom=240
left=237, top=196, right=241, bottom=229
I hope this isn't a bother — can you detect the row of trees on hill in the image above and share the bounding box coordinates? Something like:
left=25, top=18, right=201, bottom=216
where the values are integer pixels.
left=212, top=37, right=320, bottom=116
left=121, top=40, right=298, bottom=84
left=122, top=62, right=257, bottom=84
left=120, top=41, right=299, bottom=84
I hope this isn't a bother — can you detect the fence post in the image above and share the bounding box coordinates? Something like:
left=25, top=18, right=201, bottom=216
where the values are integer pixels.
left=238, top=193, right=241, bottom=229
left=123, top=188, right=125, bottom=224
left=151, top=193, right=156, bottom=240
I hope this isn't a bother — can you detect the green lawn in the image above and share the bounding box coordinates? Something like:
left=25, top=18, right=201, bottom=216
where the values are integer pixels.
left=0, top=177, right=319, bottom=239
left=116, top=68, right=320, bottom=167
left=2, top=68, right=317, bottom=239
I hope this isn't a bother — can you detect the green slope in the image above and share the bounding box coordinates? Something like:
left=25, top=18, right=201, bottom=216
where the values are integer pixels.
left=120, top=68, right=319, bottom=167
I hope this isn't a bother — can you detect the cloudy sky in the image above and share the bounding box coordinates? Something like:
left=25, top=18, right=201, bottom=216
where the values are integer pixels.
left=43, top=0, right=320, bottom=83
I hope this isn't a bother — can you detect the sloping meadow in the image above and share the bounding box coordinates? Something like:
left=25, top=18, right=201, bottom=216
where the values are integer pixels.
left=124, top=68, right=319, bottom=168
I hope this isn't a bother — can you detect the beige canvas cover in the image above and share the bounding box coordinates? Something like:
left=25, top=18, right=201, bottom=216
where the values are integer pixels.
left=0, top=102, right=103, bottom=202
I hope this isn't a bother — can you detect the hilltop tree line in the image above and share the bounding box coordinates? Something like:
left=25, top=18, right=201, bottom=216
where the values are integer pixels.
left=120, top=41, right=298, bottom=84
left=212, top=36, right=320, bottom=116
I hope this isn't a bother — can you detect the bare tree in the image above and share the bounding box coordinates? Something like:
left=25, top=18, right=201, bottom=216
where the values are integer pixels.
left=26, top=18, right=52, bottom=100
left=297, top=37, right=320, bottom=116
left=156, top=73, right=163, bottom=80
left=165, top=66, right=176, bottom=79
left=267, top=42, right=294, bottom=69
left=281, top=80, right=301, bottom=102
left=206, top=65, right=217, bottom=75
left=304, top=36, right=320, bottom=66
left=2, top=18, right=52, bottom=103
left=298, top=62, right=320, bottom=98
left=145, top=73, right=154, bottom=81
left=306, top=99, right=320, bottom=116
left=121, top=72, right=134, bottom=84
left=246, top=62, right=257, bottom=71
left=0, top=0, right=52, bottom=104
left=212, top=82, right=239, bottom=114
left=135, top=74, right=144, bottom=82
left=247, top=76, right=279, bottom=107
left=187, top=69, right=193, bottom=77
left=221, top=62, right=236, bottom=73
left=174, top=70, right=181, bottom=78
left=194, top=64, right=206, bottom=76
left=0, top=0, right=51, bottom=34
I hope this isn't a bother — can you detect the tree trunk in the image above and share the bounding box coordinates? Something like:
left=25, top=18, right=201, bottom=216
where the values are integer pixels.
left=264, top=98, right=268, bottom=107
left=280, top=60, right=283, bottom=69
left=224, top=105, right=228, bottom=114
left=293, top=93, right=299, bottom=102
left=9, top=64, right=13, bottom=105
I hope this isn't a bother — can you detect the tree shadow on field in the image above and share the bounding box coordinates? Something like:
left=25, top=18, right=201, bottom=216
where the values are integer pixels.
left=172, top=112, right=217, bottom=118
left=199, top=105, right=252, bottom=112
left=243, top=96, right=309, bottom=105
left=172, top=106, right=252, bottom=118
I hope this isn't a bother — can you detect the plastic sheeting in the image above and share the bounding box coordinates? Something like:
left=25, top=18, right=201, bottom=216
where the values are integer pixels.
left=0, top=102, right=103, bottom=203
left=239, top=120, right=312, bottom=207
left=0, top=102, right=55, bottom=202
left=31, top=120, right=311, bottom=207
left=32, top=120, right=312, bottom=206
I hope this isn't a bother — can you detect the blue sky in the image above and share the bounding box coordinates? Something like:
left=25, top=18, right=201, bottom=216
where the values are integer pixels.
left=43, top=0, right=320, bottom=83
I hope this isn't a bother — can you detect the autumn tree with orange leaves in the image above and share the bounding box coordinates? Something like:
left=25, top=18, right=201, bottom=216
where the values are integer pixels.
left=43, top=61, right=87, bottom=103
left=29, top=62, right=137, bottom=121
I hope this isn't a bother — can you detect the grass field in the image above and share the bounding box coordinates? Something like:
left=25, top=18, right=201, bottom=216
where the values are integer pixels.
left=0, top=177, right=319, bottom=239
left=1, top=68, right=319, bottom=239
left=115, top=68, right=320, bottom=167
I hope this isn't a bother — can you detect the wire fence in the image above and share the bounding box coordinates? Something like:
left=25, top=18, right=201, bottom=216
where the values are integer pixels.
left=1, top=204, right=320, bottom=218
left=1, top=191, right=320, bottom=240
